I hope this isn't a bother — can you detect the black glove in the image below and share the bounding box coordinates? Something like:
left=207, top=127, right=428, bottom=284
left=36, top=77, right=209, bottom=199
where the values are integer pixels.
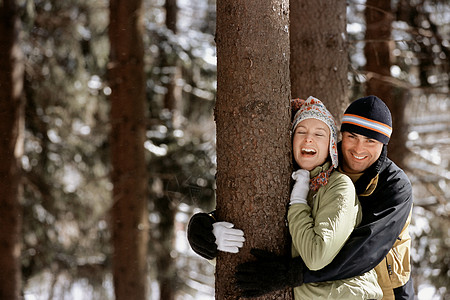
left=187, top=212, right=218, bottom=260
left=235, top=248, right=304, bottom=297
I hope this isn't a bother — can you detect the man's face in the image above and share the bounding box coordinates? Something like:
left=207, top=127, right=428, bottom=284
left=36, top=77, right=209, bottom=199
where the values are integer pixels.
left=341, top=132, right=384, bottom=174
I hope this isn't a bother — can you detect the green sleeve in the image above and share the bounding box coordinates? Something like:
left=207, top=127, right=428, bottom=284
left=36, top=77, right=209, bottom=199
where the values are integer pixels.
left=288, top=174, right=359, bottom=271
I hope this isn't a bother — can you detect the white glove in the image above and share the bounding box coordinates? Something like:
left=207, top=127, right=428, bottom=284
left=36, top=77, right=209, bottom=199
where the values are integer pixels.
left=212, top=221, right=245, bottom=253
left=290, top=169, right=310, bottom=205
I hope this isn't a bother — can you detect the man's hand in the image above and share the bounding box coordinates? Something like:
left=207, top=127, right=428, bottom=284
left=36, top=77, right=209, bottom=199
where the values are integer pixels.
left=290, top=169, right=310, bottom=205
left=213, top=222, right=245, bottom=253
left=235, top=248, right=304, bottom=297
left=187, top=213, right=218, bottom=259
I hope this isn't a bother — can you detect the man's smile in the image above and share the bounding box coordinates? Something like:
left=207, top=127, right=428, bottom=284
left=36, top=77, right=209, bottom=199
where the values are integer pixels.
left=351, top=153, right=367, bottom=160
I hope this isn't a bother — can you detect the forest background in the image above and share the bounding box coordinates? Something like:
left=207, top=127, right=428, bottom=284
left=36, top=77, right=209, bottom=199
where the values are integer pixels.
left=0, top=0, right=449, bottom=299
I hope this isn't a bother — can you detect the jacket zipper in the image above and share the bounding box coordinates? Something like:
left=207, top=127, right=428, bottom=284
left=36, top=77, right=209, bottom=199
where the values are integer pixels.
left=386, top=258, right=393, bottom=276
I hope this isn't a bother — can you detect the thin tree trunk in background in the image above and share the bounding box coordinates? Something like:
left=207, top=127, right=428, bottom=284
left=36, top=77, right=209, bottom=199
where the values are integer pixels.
left=163, top=0, right=182, bottom=128
left=365, top=0, right=407, bottom=168
left=153, top=2, right=180, bottom=299
left=109, top=0, right=149, bottom=299
left=0, top=1, right=24, bottom=299
left=215, top=0, right=292, bottom=299
left=155, top=200, right=176, bottom=300
left=165, top=0, right=177, bottom=32
left=290, top=0, right=348, bottom=122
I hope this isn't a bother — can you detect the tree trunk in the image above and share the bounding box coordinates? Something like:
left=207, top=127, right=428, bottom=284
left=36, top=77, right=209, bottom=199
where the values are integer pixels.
left=109, top=1, right=149, bottom=299
left=165, top=0, right=178, bottom=33
left=290, top=0, right=348, bottom=122
left=163, top=0, right=182, bottom=128
left=161, top=0, right=182, bottom=128
left=152, top=3, right=181, bottom=299
left=365, top=0, right=407, bottom=168
left=215, top=0, right=292, bottom=299
left=155, top=199, right=176, bottom=300
left=0, top=1, right=24, bottom=299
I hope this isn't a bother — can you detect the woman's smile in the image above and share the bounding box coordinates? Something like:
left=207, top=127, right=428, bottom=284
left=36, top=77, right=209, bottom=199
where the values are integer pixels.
left=293, top=119, right=330, bottom=171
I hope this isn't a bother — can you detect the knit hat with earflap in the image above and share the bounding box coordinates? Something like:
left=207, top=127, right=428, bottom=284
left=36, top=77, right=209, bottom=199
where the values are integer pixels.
left=341, top=95, right=392, bottom=145
left=291, top=96, right=338, bottom=169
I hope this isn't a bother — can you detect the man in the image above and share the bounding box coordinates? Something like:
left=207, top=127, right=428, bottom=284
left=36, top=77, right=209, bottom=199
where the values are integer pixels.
left=187, top=96, right=414, bottom=299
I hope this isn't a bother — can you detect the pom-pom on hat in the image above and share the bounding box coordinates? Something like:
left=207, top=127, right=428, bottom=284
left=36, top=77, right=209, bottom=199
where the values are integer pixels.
left=341, top=95, right=392, bottom=145
left=291, top=96, right=338, bottom=169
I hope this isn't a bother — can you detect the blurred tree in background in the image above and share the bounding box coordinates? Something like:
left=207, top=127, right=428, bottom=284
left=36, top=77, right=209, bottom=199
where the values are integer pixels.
left=0, top=0, right=24, bottom=299
left=143, top=1, right=217, bottom=298
left=108, top=0, right=149, bottom=299
left=0, top=0, right=446, bottom=299
left=290, top=0, right=349, bottom=120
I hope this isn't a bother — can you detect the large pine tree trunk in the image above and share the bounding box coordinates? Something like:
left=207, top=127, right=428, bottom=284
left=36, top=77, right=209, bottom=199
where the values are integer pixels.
left=290, top=0, right=348, bottom=121
left=365, top=0, right=407, bottom=167
left=0, top=1, right=24, bottom=299
left=215, top=0, right=292, bottom=299
left=109, top=1, right=149, bottom=299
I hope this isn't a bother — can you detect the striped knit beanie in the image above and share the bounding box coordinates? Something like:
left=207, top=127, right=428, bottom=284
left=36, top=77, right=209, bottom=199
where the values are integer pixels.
left=341, top=95, right=392, bottom=145
left=291, top=96, right=338, bottom=169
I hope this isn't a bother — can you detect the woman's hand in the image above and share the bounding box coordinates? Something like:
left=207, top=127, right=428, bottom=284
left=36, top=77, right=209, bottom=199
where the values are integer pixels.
left=290, top=169, right=310, bottom=205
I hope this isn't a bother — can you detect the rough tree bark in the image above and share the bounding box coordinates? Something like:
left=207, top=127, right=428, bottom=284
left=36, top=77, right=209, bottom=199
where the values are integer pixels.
left=109, top=0, right=149, bottom=299
left=0, top=1, right=24, bottom=299
left=290, top=0, right=348, bottom=121
left=215, top=0, right=292, bottom=299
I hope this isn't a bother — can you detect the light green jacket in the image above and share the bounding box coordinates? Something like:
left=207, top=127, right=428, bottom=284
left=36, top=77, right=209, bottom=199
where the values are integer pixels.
left=288, top=163, right=383, bottom=299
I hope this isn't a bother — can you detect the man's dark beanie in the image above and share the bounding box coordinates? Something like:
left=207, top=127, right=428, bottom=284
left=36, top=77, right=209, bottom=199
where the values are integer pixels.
left=341, top=95, right=392, bottom=145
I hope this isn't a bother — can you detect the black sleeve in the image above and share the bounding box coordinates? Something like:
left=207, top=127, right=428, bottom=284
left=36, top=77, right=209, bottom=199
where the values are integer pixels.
left=302, top=164, right=413, bottom=283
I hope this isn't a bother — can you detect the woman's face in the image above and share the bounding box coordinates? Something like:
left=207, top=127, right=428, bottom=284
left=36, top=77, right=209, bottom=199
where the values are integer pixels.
left=292, top=118, right=330, bottom=171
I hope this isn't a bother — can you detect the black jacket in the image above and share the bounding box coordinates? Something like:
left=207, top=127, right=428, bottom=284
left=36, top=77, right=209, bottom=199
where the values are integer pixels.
left=303, top=145, right=413, bottom=283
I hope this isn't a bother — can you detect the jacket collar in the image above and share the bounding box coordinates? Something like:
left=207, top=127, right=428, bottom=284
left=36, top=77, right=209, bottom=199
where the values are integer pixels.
left=310, top=161, right=332, bottom=178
